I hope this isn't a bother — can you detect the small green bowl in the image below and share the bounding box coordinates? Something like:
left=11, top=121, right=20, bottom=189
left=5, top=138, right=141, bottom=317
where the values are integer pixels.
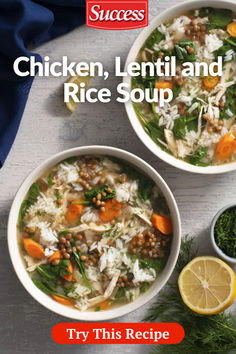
left=210, top=203, right=236, bottom=264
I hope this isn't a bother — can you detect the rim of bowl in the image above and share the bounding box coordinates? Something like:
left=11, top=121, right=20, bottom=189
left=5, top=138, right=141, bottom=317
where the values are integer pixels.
left=210, top=203, right=236, bottom=263
left=124, top=0, right=236, bottom=174
left=8, top=145, right=181, bottom=321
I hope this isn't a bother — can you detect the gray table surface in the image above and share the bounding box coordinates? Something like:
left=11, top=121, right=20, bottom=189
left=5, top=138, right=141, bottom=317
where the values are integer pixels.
left=1, top=0, right=236, bottom=353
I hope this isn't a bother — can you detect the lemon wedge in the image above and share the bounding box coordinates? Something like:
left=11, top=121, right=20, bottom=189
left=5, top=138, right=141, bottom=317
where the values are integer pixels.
left=65, top=74, right=91, bottom=112
left=178, top=256, right=236, bottom=315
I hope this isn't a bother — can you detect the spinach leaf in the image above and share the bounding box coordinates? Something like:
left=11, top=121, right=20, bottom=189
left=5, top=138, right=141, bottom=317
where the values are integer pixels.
left=129, top=254, right=167, bottom=274
left=144, top=29, right=163, bottom=49
left=73, top=251, right=93, bottom=291
left=173, top=115, right=197, bottom=139
left=145, top=121, right=164, bottom=141
left=19, top=183, right=42, bottom=230
left=37, top=260, right=71, bottom=280
left=32, top=278, right=54, bottom=295
left=199, top=7, right=213, bottom=18
left=138, top=175, right=155, bottom=202
left=215, top=38, right=236, bottom=62
left=85, top=184, right=116, bottom=204
left=187, top=147, right=208, bottom=166
left=174, top=41, right=196, bottom=62
left=32, top=278, right=73, bottom=301
left=208, top=8, right=232, bottom=29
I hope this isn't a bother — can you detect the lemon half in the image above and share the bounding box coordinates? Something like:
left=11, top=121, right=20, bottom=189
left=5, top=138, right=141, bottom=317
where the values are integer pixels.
left=178, top=256, right=236, bottom=315
left=65, top=74, right=91, bottom=112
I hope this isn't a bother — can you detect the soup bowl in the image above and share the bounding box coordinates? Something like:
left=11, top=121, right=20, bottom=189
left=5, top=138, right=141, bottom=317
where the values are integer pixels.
left=8, top=146, right=181, bottom=321
left=124, top=0, right=236, bottom=174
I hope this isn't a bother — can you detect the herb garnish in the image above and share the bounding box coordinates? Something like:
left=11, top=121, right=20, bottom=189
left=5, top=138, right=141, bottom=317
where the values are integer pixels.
left=214, top=207, right=236, bottom=258
left=19, top=183, right=42, bottom=230
left=144, top=236, right=236, bottom=353
left=84, top=184, right=116, bottom=204
left=73, top=251, right=93, bottom=291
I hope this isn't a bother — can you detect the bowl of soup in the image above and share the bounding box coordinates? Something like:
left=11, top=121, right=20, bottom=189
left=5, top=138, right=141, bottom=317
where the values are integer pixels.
left=124, top=0, right=236, bottom=174
left=8, top=146, right=181, bottom=320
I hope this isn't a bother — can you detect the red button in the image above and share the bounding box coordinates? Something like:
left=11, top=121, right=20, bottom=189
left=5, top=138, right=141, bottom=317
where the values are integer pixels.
left=52, top=322, right=184, bottom=344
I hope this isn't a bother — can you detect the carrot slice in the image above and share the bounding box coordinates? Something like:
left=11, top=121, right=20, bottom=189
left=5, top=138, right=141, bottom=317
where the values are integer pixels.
left=151, top=213, right=172, bottom=235
left=155, top=81, right=174, bottom=98
left=23, top=238, right=45, bottom=259
left=99, top=299, right=111, bottom=310
left=203, top=75, right=219, bottom=90
left=216, top=132, right=236, bottom=160
left=227, top=22, right=236, bottom=37
left=52, top=294, right=74, bottom=307
left=99, top=199, right=121, bottom=222
left=63, top=260, right=73, bottom=282
left=49, top=250, right=62, bottom=263
left=65, top=199, right=84, bottom=222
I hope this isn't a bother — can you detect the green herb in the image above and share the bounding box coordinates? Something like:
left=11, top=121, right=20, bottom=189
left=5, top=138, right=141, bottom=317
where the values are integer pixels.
left=73, top=251, right=93, bottom=291
left=145, top=236, right=236, bottom=353
left=214, top=207, right=236, bottom=258
left=148, top=81, right=159, bottom=122
left=102, top=228, right=114, bottom=238
left=129, top=254, right=166, bottom=274
left=144, top=121, right=165, bottom=143
left=144, top=29, right=163, bottom=49
left=220, top=85, right=236, bottom=120
left=225, top=37, right=236, bottom=47
left=171, top=85, right=181, bottom=101
left=94, top=306, right=101, bottom=312
left=140, top=282, right=149, bottom=293
left=61, top=156, right=77, bottom=164
left=129, top=292, right=134, bottom=301
left=55, top=190, right=62, bottom=200
left=115, top=287, right=126, bottom=299
left=72, top=201, right=90, bottom=205
left=47, top=174, right=54, bottom=188
left=138, top=175, right=155, bottom=202
left=187, top=147, right=208, bottom=166
left=115, top=157, right=155, bottom=202
left=19, top=183, right=42, bottom=230
left=174, top=41, right=196, bottom=62
left=85, top=184, right=116, bottom=204
left=57, top=230, right=70, bottom=237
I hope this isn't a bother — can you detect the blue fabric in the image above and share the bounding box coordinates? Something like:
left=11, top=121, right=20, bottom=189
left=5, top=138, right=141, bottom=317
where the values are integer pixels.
left=0, top=0, right=85, bottom=167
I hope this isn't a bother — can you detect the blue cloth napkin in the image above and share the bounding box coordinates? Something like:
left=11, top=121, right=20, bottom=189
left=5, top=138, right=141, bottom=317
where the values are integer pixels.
left=0, top=0, right=85, bottom=167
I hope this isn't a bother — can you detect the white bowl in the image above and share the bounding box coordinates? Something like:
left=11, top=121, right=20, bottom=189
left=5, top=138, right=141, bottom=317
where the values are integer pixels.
left=124, top=0, right=236, bottom=174
left=8, top=146, right=181, bottom=321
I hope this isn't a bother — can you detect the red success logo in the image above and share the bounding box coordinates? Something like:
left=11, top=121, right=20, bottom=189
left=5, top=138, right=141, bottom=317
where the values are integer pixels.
left=86, top=0, right=148, bottom=30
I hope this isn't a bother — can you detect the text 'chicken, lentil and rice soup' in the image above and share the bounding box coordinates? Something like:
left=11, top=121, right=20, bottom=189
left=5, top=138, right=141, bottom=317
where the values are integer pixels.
left=133, top=8, right=236, bottom=166
left=18, top=156, right=172, bottom=311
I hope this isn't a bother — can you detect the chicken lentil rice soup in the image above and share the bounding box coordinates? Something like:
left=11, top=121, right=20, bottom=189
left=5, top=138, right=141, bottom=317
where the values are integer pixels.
left=133, top=7, right=236, bottom=166
left=18, top=156, right=172, bottom=311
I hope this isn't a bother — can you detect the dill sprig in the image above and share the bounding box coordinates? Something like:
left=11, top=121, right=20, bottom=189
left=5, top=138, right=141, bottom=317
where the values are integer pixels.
left=144, top=235, right=236, bottom=354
